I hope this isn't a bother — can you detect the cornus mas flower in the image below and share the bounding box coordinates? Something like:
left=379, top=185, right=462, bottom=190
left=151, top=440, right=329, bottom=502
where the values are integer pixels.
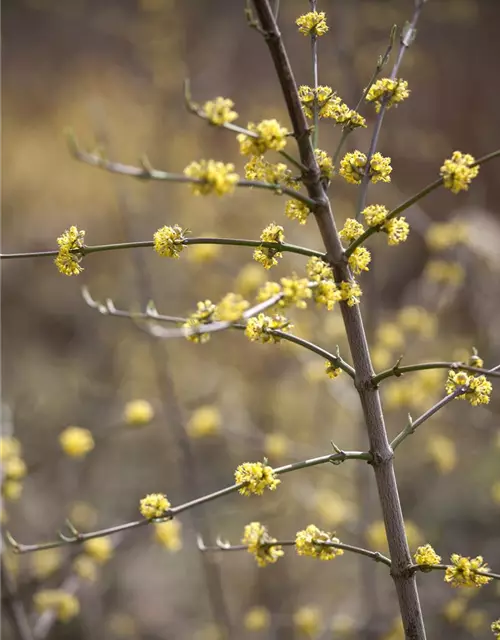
left=241, top=522, right=284, bottom=567
left=339, top=280, right=362, bottom=306
left=306, top=256, right=332, bottom=282
left=314, top=149, right=334, bottom=180
left=153, top=225, right=186, bottom=258
left=245, top=313, right=292, bottom=343
left=139, top=493, right=170, bottom=519
left=280, top=275, right=313, bottom=309
left=425, top=260, right=465, bottom=285
left=444, top=554, right=492, bottom=588
left=339, top=218, right=365, bottom=243
left=202, top=97, right=238, bottom=125
left=325, top=362, right=342, bottom=379
left=362, top=204, right=388, bottom=227
left=440, top=151, right=479, bottom=194
left=285, top=199, right=311, bottom=224
left=256, top=280, right=282, bottom=303
left=182, top=299, right=217, bottom=343
left=414, top=544, right=442, bottom=567
left=384, top=217, right=410, bottom=245
left=445, top=371, right=492, bottom=406
left=244, top=607, right=271, bottom=632
left=83, top=537, right=113, bottom=564
left=340, top=151, right=392, bottom=184
left=55, top=226, right=85, bottom=276
left=298, top=86, right=366, bottom=127
left=295, top=524, right=344, bottom=560
left=253, top=222, right=285, bottom=269
left=34, top=590, right=80, bottom=622
left=491, top=620, right=500, bottom=638
left=154, top=520, right=182, bottom=551
left=348, top=247, right=371, bottom=274
left=59, top=427, right=94, bottom=458
left=214, top=292, right=249, bottom=322
left=184, top=160, right=239, bottom=196
left=237, top=119, right=288, bottom=156
left=244, top=156, right=293, bottom=185
left=124, top=400, right=154, bottom=426
left=425, top=221, right=468, bottom=251
left=313, top=280, right=341, bottom=310
left=366, top=78, right=410, bottom=112
left=234, top=461, right=281, bottom=496
left=296, top=11, right=328, bottom=36
left=187, top=405, right=221, bottom=438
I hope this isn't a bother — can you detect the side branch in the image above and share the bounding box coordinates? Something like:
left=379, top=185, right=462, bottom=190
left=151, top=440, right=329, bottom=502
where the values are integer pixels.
left=373, top=361, right=500, bottom=385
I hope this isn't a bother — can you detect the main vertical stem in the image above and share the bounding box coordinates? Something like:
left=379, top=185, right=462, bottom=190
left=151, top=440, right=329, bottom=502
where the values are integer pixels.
left=251, top=2, right=426, bottom=638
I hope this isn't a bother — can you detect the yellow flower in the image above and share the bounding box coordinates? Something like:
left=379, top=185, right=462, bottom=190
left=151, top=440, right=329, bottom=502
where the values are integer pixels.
left=367, top=520, right=422, bottom=551
left=376, top=322, right=405, bottom=350
left=444, top=554, right=492, bottom=588
left=296, top=11, right=328, bottom=36
left=124, top=400, right=154, bottom=426
left=426, top=435, right=457, bottom=474
left=384, top=217, right=409, bottom=245
left=425, top=260, right=465, bottom=285
left=339, top=218, right=365, bottom=242
left=187, top=241, right=221, bottom=264
left=59, top=426, right=94, bottom=458
left=426, top=221, right=468, bottom=251
left=235, top=462, right=281, bottom=496
left=293, top=606, right=322, bottom=637
left=202, top=97, right=238, bottom=125
left=34, top=590, right=80, bottom=622
left=244, top=606, right=271, bottom=631
left=398, top=306, right=437, bottom=339
left=280, top=275, right=312, bottom=309
left=414, top=544, right=442, bottom=567
left=463, top=609, right=487, bottom=633
left=340, top=151, right=392, bottom=184
left=306, top=256, right=332, bottom=282
left=237, top=119, right=288, bottom=156
left=3, top=456, right=27, bottom=480
left=348, top=247, right=371, bottom=274
left=445, top=370, right=492, bottom=406
left=314, top=149, right=334, bottom=179
left=440, top=151, right=479, bottom=194
left=315, top=490, right=355, bottom=526
left=362, top=204, right=388, bottom=227
left=30, top=549, right=62, bottom=579
left=183, top=300, right=217, bottom=343
left=295, top=524, right=343, bottom=560
left=0, top=437, right=21, bottom=461
left=83, top=537, right=113, bottom=564
left=285, top=199, right=311, bottom=225
left=236, top=263, right=267, bottom=297
left=55, top=226, right=85, bottom=276
left=187, top=406, right=221, bottom=438
left=69, top=501, right=98, bottom=529
left=154, top=520, right=182, bottom=551
left=443, top=597, right=467, bottom=623
left=491, top=619, right=500, bottom=639
left=3, top=480, right=23, bottom=501
left=264, top=433, right=289, bottom=459
left=139, top=493, right=170, bottom=519
left=214, top=293, right=249, bottom=322
left=366, top=78, right=410, bottom=112
left=339, top=280, right=362, bottom=306
left=244, top=155, right=292, bottom=184
left=245, top=313, right=292, bottom=344
left=153, top=225, right=186, bottom=258
left=253, top=222, right=285, bottom=269
left=73, top=555, right=98, bottom=581
left=242, top=522, right=284, bottom=567
left=325, top=361, right=342, bottom=379
left=184, top=160, right=239, bottom=196
left=298, top=85, right=365, bottom=127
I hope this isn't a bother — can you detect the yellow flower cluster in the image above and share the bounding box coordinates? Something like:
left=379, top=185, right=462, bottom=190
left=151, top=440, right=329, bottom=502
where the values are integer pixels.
left=83, top=537, right=114, bottom=564
left=183, top=300, right=217, bottom=343
left=414, top=544, right=442, bottom=567
left=444, top=554, right=492, bottom=588
left=280, top=275, right=312, bottom=309
left=339, top=218, right=365, bottom=242
left=59, top=426, right=95, bottom=458
left=34, top=590, right=80, bottom=622
left=237, top=119, right=288, bottom=156
left=235, top=461, right=281, bottom=496
left=55, top=226, right=85, bottom=276
left=242, top=521, right=284, bottom=567
left=187, top=405, right=221, bottom=438
left=253, top=222, right=285, bottom=269
left=293, top=607, right=322, bottom=637
left=139, top=493, right=171, bottom=519
left=244, top=607, right=270, bottom=631
left=425, top=259, right=465, bottom=285
left=285, top=199, right=311, bottom=224
left=214, top=292, right=249, bottom=322
left=154, top=520, right=182, bottom=551
left=398, top=306, right=437, bottom=339
left=362, top=204, right=388, bottom=227
left=244, top=155, right=292, bottom=185
left=366, top=78, right=410, bottom=112
left=295, top=524, right=344, bottom=560
left=202, top=97, right=238, bottom=125
left=340, top=151, right=392, bottom=184
left=298, top=85, right=366, bottom=127
left=426, top=434, right=457, bottom=474
left=306, top=257, right=342, bottom=310
left=445, top=370, right=492, bottom=406
left=384, top=217, right=410, bottom=245
left=124, top=399, right=154, bottom=426
left=296, top=11, right=328, bottom=36
left=184, top=160, right=239, bottom=196
left=339, top=280, right=363, bottom=306
left=245, top=313, right=292, bottom=343
left=1, top=436, right=26, bottom=502
left=314, top=148, right=334, bottom=180
left=306, top=256, right=331, bottom=282
left=153, top=224, right=186, bottom=258
left=426, top=221, right=468, bottom=251
left=492, top=620, right=500, bottom=639
left=348, top=247, right=371, bottom=274
left=440, top=151, right=479, bottom=194
left=325, top=361, right=342, bottom=379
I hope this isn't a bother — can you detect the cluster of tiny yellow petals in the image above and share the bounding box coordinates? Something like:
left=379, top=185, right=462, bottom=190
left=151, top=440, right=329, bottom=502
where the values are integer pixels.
left=445, top=370, right=492, bottom=406
left=184, top=160, right=239, bottom=196
left=348, top=247, right=371, bottom=274
left=83, top=537, right=113, bottom=564
left=306, top=257, right=332, bottom=282
left=280, top=275, right=312, bottom=309
left=314, top=149, right=334, bottom=179
left=1, top=436, right=26, bottom=503
left=256, top=281, right=282, bottom=303
left=183, top=300, right=217, bottom=343
left=242, top=522, right=284, bottom=567
left=366, top=78, right=410, bottom=112
left=340, top=151, right=392, bottom=184
left=298, top=85, right=365, bottom=127
left=285, top=199, right=311, bottom=225
left=59, top=427, right=94, bottom=458
left=339, top=280, right=362, bottom=306
left=139, top=493, right=171, bottom=519
left=314, top=281, right=341, bottom=310
left=362, top=204, right=388, bottom=227
left=339, top=218, right=365, bottom=242
left=153, top=225, right=186, bottom=258
left=425, top=260, right=465, bottom=285
left=414, top=544, right=442, bottom=567
left=124, top=400, right=154, bottom=426
left=30, top=549, right=62, bottom=579
left=244, top=156, right=292, bottom=186
left=384, top=217, right=410, bottom=245
left=235, top=462, right=281, bottom=496
left=325, top=361, right=342, bottom=379
left=245, top=313, right=292, bottom=344
left=55, top=226, right=85, bottom=276
left=34, top=590, right=80, bottom=622
left=295, top=524, right=343, bottom=560
left=296, top=11, right=328, bottom=36
left=202, top=97, right=238, bottom=125
left=214, top=293, right=249, bottom=322
left=187, top=406, right=221, bottom=438
left=440, top=151, right=479, bottom=194
left=154, top=520, right=182, bottom=551
left=253, top=222, right=285, bottom=269
left=492, top=620, right=500, bottom=638
left=444, top=554, right=492, bottom=588
left=237, top=119, right=288, bottom=156
left=426, top=221, right=468, bottom=251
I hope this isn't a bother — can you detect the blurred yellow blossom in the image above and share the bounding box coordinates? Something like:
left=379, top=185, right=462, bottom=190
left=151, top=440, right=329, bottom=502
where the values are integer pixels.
left=425, top=260, right=465, bottom=285
left=30, top=549, right=62, bottom=579
left=124, top=400, right=154, bottom=426
left=34, top=589, right=80, bottom=622
left=0, top=436, right=21, bottom=461
left=242, top=522, right=284, bottom=567
left=84, top=537, right=113, bottom=564
left=69, top=501, right=98, bottom=529
left=215, top=293, right=249, bottom=322
left=293, top=606, right=322, bottom=637
left=398, top=306, right=437, bottom=339
left=187, top=406, right=221, bottom=438
left=426, top=434, right=457, bottom=474
left=184, top=160, right=239, bottom=196
left=244, top=606, right=271, bottom=631
left=463, top=609, right=487, bottom=633
left=154, top=520, right=182, bottom=551
left=202, top=97, right=237, bottom=125
left=264, top=433, right=289, bottom=459
left=315, top=490, right=355, bottom=526
left=376, top=322, right=405, bottom=351
left=426, top=221, right=468, bottom=251
left=3, top=456, right=27, bottom=480
left=73, top=555, right=98, bottom=582
left=187, top=240, right=221, bottom=264
left=3, top=480, right=23, bottom=501
left=236, top=263, right=267, bottom=297
left=443, top=597, right=467, bottom=622
left=295, top=524, right=343, bottom=560
left=59, top=426, right=94, bottom=458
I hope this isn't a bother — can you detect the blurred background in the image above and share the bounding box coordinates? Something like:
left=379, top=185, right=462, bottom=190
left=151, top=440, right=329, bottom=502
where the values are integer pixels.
left=2, top=0, right=500, bottom=638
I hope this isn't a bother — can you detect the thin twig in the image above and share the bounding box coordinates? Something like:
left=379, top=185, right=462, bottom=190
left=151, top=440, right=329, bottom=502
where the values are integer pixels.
left=373, top=361, right=500, bottom=385
left=410, top=564, right=500, bottom=581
